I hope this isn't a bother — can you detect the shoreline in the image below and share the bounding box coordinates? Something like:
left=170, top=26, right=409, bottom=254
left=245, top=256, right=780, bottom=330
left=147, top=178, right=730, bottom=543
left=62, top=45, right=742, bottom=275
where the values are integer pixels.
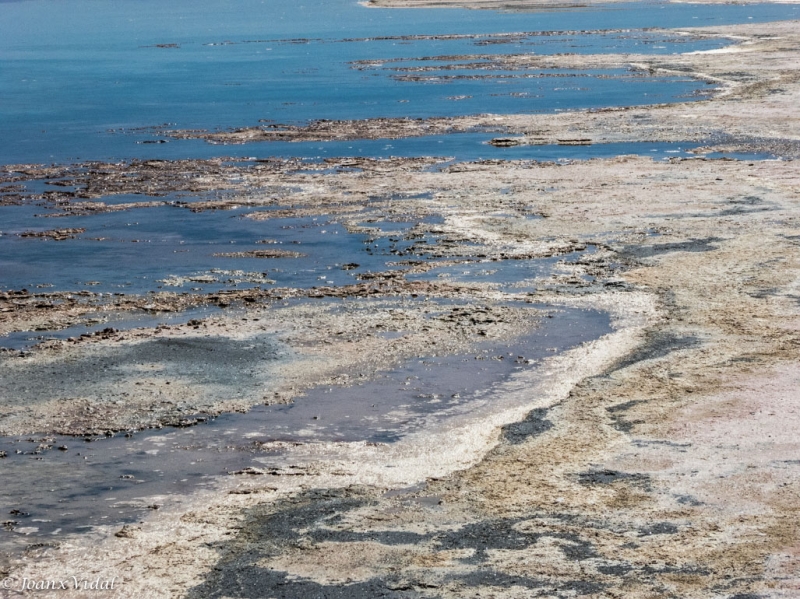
left=364, top=0, right=800, bottom=9
left=153, top=22, right=799, bottom=156
left=3, top=290, right=657, bottom=597
left=1, top=16, right=799, bottom=599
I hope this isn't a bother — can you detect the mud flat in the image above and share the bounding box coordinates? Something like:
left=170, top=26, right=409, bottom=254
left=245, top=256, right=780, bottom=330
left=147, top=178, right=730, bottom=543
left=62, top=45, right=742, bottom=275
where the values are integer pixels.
left=1, top=18, right=800, bottom=599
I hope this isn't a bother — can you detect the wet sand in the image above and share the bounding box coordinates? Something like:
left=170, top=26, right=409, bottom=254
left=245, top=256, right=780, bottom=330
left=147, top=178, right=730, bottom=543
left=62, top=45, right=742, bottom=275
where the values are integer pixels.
left=1, top=18, right=800, bottom=599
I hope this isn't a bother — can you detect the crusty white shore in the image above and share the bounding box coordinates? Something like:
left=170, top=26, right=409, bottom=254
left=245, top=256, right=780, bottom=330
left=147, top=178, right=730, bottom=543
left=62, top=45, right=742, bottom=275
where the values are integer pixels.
left=2, top=18, right=800, bottom=599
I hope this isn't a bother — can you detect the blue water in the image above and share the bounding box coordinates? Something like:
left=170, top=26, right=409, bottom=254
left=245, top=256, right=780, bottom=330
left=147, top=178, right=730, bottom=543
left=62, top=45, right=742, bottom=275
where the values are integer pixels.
left=0, top=205, right=441, bottom=294
left=27, top=133, right=713, bottom=163
left=0, top=136, right=709, bottom=297
left=1, top=0, right=798, bottom=164
left=213, top=137, right=706, bottom=162
left=0, top=0, right=797, bottom=557
left=0, top=0, right=796, bottom=301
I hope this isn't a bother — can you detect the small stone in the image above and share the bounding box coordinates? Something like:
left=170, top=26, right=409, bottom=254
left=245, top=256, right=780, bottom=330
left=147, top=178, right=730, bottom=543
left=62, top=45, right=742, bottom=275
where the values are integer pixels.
left=115, top=524, right=140, bottom=538
left=488, top=137, right=524, bottom=147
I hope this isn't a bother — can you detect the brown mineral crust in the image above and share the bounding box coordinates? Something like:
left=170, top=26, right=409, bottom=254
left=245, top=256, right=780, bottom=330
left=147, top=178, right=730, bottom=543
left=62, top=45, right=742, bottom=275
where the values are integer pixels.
left=37, top=200, right=166, bottom=217
left=212, top=249, right=306, bottom=259
left=164, top=116, right=501, bottom=145
left=18, top=228, right=86, bottom=240
left=0, top=157, right=304, bottom=205
left=0, top=274, right=479, bottom=340
left=0, top=156, right=448, bottom=217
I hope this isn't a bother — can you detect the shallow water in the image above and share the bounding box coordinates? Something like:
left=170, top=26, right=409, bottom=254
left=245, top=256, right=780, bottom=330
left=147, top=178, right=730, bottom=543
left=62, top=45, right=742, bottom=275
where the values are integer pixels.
left=1, top=0, right=798, bottom=164
left=0, top=202, right=448, bottom=297
left=127, top=136, right=719, bottom=162
left=0, top=303, right=610, bottom=554
left=0, top=0, right=797, bottom=564
left=2, top=0, right=797, bottom=299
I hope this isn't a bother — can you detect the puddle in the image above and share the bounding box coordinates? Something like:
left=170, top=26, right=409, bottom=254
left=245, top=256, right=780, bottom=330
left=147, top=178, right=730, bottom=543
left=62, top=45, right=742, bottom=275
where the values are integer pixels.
left=0, top=208, right=439, bottom=295
left=409, top=246, right=594, bottom=290
left=0, top=303, right=610, bottom=555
